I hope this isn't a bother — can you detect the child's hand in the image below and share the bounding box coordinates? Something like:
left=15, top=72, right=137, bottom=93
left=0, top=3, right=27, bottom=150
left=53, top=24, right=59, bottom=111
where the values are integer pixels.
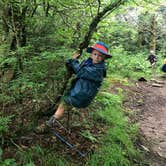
left=72, top=51, right=81, bottom=59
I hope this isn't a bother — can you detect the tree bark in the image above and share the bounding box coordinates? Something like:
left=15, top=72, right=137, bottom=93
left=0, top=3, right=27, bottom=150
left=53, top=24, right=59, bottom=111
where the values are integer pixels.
left=149, top=14, right=157, bottom=51
left=1, top=3, right=28, bottom=80
left=10, top=4, right=28, bottom=50
left=137, top=31, right=143, bottom=48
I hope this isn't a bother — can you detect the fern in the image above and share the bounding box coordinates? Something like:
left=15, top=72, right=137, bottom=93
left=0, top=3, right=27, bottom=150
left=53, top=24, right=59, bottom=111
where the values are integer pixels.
left=0, top=115, right=12, bottom=145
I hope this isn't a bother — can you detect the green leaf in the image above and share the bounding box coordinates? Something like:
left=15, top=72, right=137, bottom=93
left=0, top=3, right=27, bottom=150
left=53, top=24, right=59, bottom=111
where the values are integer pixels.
left=81, top=130, right=98, bottom=143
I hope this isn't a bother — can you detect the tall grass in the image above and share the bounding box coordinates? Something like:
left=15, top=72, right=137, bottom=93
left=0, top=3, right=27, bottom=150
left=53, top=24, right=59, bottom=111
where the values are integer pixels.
left=86, top=90, right=140, bottom=166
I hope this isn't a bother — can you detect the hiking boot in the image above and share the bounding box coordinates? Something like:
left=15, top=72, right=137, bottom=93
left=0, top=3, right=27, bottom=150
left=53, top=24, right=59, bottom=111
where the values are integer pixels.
left=34, top=123, right=50, bottom=134
left=47, top=116, right=59, bottom=127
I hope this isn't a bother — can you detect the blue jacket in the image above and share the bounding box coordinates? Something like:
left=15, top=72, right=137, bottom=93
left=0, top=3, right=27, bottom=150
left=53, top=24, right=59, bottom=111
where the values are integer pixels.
left=64, top=58, right=106, bottom=108
left=161, top=64, right=166, bottom=72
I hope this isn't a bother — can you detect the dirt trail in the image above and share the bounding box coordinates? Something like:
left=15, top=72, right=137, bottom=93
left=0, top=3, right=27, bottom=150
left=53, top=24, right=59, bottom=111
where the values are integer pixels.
left=139, top=78, right=166, bottom=166
left=123, top=76, right=166, bottom=165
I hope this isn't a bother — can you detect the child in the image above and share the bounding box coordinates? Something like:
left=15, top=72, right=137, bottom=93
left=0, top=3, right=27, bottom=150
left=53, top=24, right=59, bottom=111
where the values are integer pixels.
left=147, top=50, right=157, bottom=76
left=147, top=50, right=157, bottom=67
left=47, top=41, right=112, bottom=125
left=36, top=42, right=112, bottom=132
left=161, top=58, right=166, bottom=73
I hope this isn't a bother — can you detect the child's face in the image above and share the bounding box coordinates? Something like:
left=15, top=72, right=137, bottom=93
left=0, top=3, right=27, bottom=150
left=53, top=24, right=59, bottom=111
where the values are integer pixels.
left=91, top=49, right=106, bottom=63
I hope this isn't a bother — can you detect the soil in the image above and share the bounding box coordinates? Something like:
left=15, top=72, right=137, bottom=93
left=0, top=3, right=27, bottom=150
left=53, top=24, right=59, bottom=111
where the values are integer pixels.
left=2, top=107, right=105, bottom=164
left=122, top=75, right=166, bottom=166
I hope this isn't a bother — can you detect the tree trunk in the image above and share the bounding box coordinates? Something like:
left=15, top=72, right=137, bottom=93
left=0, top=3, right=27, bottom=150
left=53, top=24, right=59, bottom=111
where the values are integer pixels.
left=1, top=6, right=11, bottom=43
left=1, top=3, right=28, bottom=80
left=149, top=14, right=157, bottom=51
left=137, top=31, right=143, bottom=48
left=2, top=3, right=27, bottom=50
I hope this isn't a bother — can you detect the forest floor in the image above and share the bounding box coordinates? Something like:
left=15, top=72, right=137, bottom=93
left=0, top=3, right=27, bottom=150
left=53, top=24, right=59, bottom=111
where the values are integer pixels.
left=2, top=75, right=166, bottom=165
left=121, top=75, right=166, bottom=166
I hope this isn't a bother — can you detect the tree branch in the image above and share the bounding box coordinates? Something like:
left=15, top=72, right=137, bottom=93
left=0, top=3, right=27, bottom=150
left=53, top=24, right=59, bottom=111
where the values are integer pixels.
left=78, top=0, right=126, bottom=54
left=97, top=0, right=101, bottom=14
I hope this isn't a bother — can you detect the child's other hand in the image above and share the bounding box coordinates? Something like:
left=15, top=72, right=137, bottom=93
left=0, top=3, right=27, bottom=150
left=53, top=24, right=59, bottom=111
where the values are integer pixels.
left=72, top=51, right=80, bottom=59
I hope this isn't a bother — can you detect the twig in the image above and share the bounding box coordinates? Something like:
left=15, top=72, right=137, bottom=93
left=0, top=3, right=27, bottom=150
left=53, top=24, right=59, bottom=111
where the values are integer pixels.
left=10, top=138, right=24, bottom=152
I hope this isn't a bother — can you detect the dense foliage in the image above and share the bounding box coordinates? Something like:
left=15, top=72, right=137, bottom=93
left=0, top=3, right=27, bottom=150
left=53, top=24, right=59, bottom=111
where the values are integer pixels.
left=0, top=0, right=165, bottom=165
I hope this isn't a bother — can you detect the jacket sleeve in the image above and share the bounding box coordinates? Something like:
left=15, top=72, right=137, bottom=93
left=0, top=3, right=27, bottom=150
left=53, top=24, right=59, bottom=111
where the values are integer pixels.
left=67, top=59, right=81, bottom=74
left=76, top=65, right=104, bottom=82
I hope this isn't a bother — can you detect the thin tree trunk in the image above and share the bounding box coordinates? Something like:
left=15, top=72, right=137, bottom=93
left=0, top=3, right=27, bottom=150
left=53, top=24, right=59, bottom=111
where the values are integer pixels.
left=149, top=14, right=157, bottom=51
left=137, top=31, right=143, bottom=48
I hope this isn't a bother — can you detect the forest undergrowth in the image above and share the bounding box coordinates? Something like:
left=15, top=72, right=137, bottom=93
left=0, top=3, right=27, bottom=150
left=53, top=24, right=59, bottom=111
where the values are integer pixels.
left=1, top=48, right=164, bottom=165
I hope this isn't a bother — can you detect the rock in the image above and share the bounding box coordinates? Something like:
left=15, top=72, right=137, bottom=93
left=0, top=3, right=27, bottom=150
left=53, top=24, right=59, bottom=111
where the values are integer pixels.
left=151, top=83, right=163, bottom=87
left=154, top=80, right=165, bottom=84
left=138, top=77, right=147, bottom=82
left=140, top=144, right=150, bottom=152
left=151, top=79, right=165, bottom=84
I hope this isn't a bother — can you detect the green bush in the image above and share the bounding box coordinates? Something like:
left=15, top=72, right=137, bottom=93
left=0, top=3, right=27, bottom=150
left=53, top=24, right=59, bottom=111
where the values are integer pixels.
left=86, top=91, right=140, bottom=166
left=107, top=46, right=151, bottom=80
left=0, top=115, right=12, bottom=144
